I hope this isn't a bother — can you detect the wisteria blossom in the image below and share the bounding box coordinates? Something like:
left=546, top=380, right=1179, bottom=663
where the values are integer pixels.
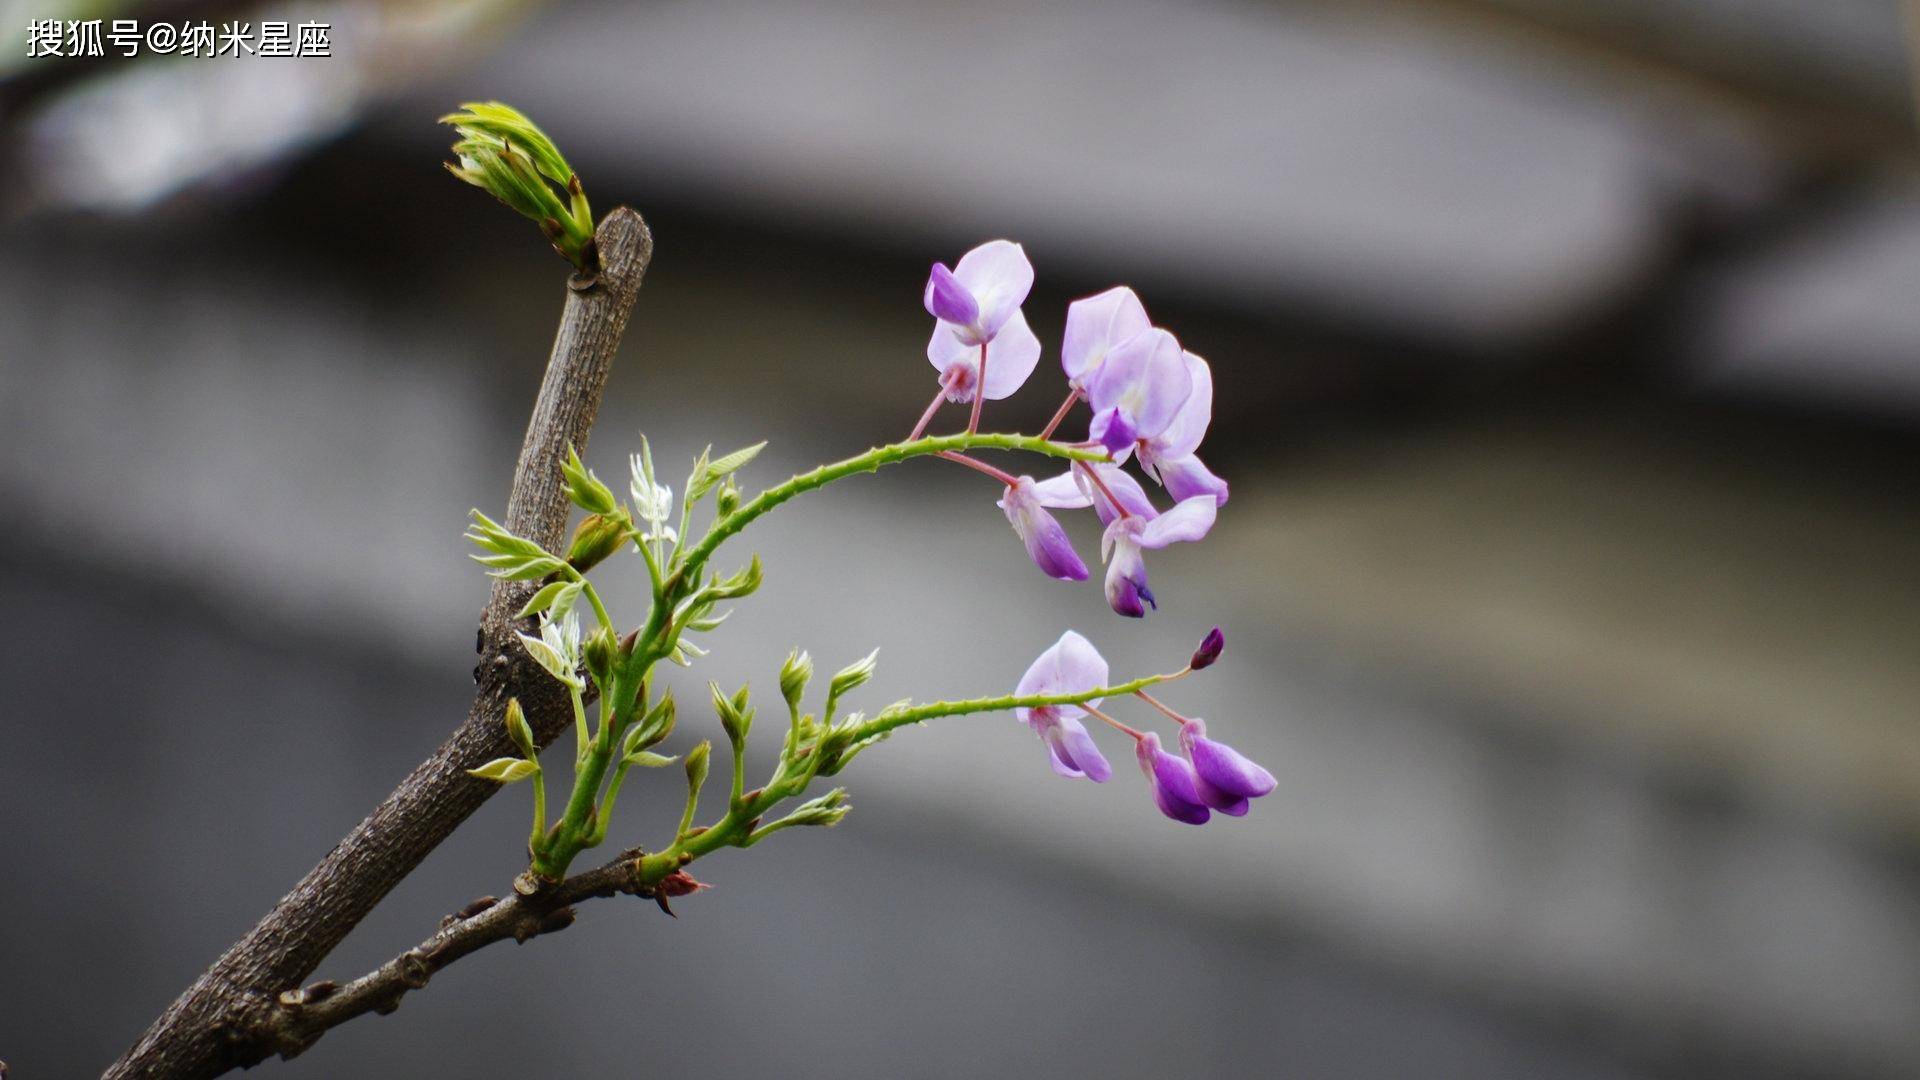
left=1013, top=631, right=1113, bottom=781
left=1085, top=327, right=1192, bottom=455
left=1101, top=494, right=1218, bottom=618
left=1135, top=731, right=1210, bottom=824
left=997, top=476, right=1091, bottom=581
left=924, top=240, right=1042, bottom=403
left=1135, top=351, right=1229, bottom=506
left=1178, top=718, right=1275, bottom=817
left=1061, top=286, right=1151, bottom=391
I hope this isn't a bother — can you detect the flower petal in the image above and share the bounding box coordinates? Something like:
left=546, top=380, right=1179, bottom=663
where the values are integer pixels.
left=1137, top=733, right=1210, bottom=824
left=1101, top=527, right=1155, bottom=618
left=952, top=240, right=1034, bottom=340
left=1152, top=453, right=1230, bottom=506
left=923, top=262, right=979, bottom=327
left=1014, top=629, right=1110, bottom=714
left=1046, top=716, right=1113, bottom=782
left=1062, top=286, right=1151, bottom=385
left=1030, top=470, right=1093, bottom=509
left=1137, top=494, right=1217, bottom=549
left=1152, top=351, right=1214, bottom=460
left=1086, top=327, right=1192, bottom=444
left=979, top=309, right=1042, bottom=400
left=1075, top=462, right=1156, bottom=525
left=1185, top=726, right=1277, bottom=800
left=1000, top=481, right=1090, bottom=582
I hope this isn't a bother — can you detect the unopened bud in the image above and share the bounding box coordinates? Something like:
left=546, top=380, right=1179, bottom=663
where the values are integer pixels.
left=717, top=479, right=741, bottom=516
left=684, top=740, right=711, bottom=793
left=828, top=649, right=879, bottom=703
left=566, top=513, right=626, bottom=572
left=583, top=627, right=617, bottom=686
left=711, top=682, right=752, bottom=746
left=1190, top=626, right=1225, bottom=670
left=779, top=649, right=814, bottom=710
left=503, top=698, right=535, bottom=758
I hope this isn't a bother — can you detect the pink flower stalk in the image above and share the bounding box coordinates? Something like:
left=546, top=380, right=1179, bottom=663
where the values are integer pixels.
left=1135, top=351, right=1229, bottom=506
left=1135, top=731, right=1210, bottom=824
left=1100, top=494, right=1218, bottom=617
left=1014, top=631, right=1113, bottom=781
left=1178, top=717, right=1276, bottom=817
left=998, top=476, right=1090, bottom=581
left=924, top=240, right=1042, bottom=405
left=1061, top=286, right=1150, bottom=391
left=1085, top=327, right=1192, bottom=455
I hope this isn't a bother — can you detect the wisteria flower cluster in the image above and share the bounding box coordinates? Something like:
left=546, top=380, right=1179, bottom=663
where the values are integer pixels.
left=918, top=241, right=1230, bottom=618
left=452, top=107, right=1274, bottom=913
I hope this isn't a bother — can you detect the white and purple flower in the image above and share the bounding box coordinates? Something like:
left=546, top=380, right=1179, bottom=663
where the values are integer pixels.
left=1061, top=286, right=1151, bottom=392
left=997, top=476, right=1090, bottom=582
left=1177, top=717, right=1275, bottom=817
left=1085, top=327, right=1192, bottom=455
left=1013, top=631, right=1113, bottom=781
left=1135, top=351, right=1229, bottom=506
left=1100, top=494, right=1218, bottom=618
left=1135, top=731, right=1210, bottom=825
left=924, top=240, right=1042, bottom=404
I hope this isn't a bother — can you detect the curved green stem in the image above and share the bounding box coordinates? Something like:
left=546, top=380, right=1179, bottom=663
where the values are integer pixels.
left=675, top=433, right=1106, bottom=584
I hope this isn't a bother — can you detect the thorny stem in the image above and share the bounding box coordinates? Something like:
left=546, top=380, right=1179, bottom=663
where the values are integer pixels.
left=1039, top=388, right=1080, bottom=441
left=673, top=432, right=1107, bottom=587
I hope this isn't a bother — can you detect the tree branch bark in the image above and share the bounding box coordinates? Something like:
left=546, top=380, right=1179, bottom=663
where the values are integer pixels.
left=104, top=207, right=653, bottom=1080
left=246, top=852, right=666, bottom=1060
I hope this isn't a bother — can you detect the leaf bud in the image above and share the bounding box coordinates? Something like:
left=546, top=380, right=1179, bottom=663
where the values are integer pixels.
left=566, top=513, right=626, bottom=572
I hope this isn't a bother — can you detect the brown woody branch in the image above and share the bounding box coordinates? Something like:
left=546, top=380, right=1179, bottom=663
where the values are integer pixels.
left=104, top=208, right=653, bottom=1080
left=249, top=852, right=670, bottom=1060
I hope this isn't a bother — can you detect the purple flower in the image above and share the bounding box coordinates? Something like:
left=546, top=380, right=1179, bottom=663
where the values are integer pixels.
left=1085, top=327, right=1192, bottom=455
left=1179, top=718, right=1276, bottom=817
left=1100, top=494, right=1218, bottom=617
left=1014, top=631, right=1113, bottom=781
left=997, top=476, right=1090, bottom=581
left=1136, top=351, right=1229, bottom=506
left=925, top=240, right=1042, bottom=404
left=1135, top=731, right=1210, bottom=824
left=1190, top=626, right=1225, bottom=670
left=1061, top=286, right=1151, bottom=391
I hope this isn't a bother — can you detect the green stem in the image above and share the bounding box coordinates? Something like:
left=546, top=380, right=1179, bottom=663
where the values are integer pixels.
left=853, top=671, right=1185, bottom=741
left=632, top=670, right=1187, bottom=888
left=528, top=764, right=547, bottom=857
left=675, top=433, right=1105, bottom=584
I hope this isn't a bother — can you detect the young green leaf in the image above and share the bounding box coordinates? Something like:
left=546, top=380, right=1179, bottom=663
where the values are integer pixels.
left=468, top=757, right=538, bottom=783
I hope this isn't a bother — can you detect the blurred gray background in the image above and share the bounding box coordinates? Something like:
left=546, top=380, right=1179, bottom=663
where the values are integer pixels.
left=4, top=1, right=1920, bottom=1077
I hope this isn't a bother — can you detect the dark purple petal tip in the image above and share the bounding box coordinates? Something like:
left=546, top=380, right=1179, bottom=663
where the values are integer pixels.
left=1190, top=627, right=1225, bottom=670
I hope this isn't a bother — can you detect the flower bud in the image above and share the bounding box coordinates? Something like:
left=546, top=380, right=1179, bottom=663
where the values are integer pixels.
left=717, top=479, right=742, bottom=516
left=684, top=740, right=711, bottom=794
left=503, top=697, right=535, bottom=758
left=1190, top=626, right=1225, bottom=670
left=583, top=626, right=617, bottom=686
left=711, top=682, right=752, bottom=747
left=779, top=649, right=814, bottom=711
left=827, top=649, right=879, bottom=703
left=566, top=513, right=626, bottom=572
